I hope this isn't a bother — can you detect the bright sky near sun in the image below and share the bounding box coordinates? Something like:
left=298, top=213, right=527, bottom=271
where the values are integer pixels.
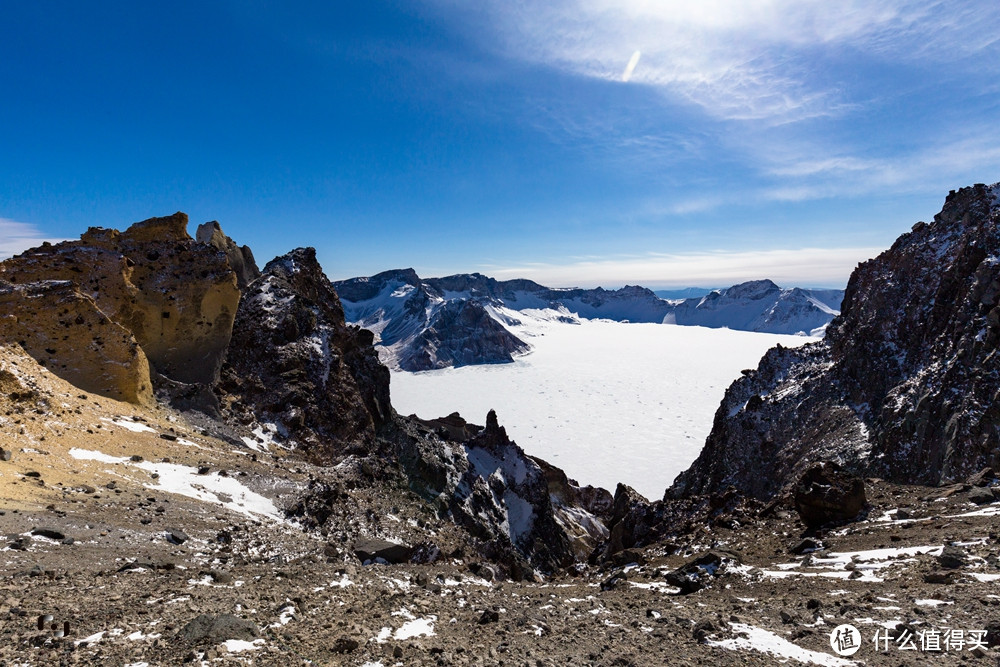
left=2, top=1, right=999, bottom=288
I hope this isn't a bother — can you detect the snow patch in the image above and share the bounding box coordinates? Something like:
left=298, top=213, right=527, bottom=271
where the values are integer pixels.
left=707, top=622, right=856, bottom=666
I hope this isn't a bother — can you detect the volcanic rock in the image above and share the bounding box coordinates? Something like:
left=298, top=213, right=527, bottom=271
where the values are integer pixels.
left=671, top=182, right=1000, bottom=500
left=196, top=221, right=260, bottom=290
left=353, top=538, right=413, bottom=564
left=793, top=462, right=867, bottom=528
left=219, top=247, right=391, bottom=458
left=178, top=614, right=258, bottom=646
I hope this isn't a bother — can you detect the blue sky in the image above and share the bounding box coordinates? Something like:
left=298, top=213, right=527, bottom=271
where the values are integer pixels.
left=2, top=1, right=999, bottom=288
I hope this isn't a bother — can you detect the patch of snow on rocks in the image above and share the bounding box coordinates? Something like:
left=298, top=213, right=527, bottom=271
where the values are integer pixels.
left=707, top=622, right=856, bottom=666
left=104, top=417, right=157, bottom=433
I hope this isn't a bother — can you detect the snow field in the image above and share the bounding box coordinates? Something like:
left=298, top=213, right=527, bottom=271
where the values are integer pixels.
left=390, top=314, right=813, bottom=499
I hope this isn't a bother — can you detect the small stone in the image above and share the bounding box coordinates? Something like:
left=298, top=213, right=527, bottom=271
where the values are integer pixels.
left=166, top=529, right=189, bottom=545
left=332, top=635, right=360, bottom=653
left=31, top=528, right=66, bottom=541
left=790, top=538, right=821, bottom=554
left=692, top=619, right=715, bottom=642
left=938, top=545, right=966, bottom=569
left=924, top=571, right=954, bottom=584
left=478, top=609, right=500, bottom=624
left=130, top=455, right=143, bottom=462
left=204, top=569, right=233, bottom=584
left=968, top=487, right=996, bottom=505
left=0, top=448, right=12, bottom=461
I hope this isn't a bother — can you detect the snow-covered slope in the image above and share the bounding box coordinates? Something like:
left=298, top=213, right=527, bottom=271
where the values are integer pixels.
left=332, top=271, right=843, bottom=370
left=667, top=280, right=842, bottom=336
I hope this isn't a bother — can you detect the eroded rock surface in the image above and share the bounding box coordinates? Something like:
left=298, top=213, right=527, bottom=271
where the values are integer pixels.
left=0, top=213, right=241, bottom=389
left=0, top=280, right=153, bottom=405
left=196, top=220, right=260, bottom=290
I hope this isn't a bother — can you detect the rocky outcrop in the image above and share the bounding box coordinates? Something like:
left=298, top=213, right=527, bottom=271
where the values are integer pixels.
left=0, top=213, right=241, bottom=388
left=671, top=182, right=1000, bottom=500
left=394, top=411, right=607, bottom=576
left=196, top=221, right=261, bottom=290
left=218, top=248, right=392, bottom=460
left=400, top=299, right=528, bottom=371
left=0, top=280, right=153, bottom=406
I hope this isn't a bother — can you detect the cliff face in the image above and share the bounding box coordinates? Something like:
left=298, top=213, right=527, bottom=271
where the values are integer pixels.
left=218, top=248, right=392, bottom=460
left=0, top=280, right=153, bottom=406
left=0, top=213, right=241, bottom=389
left=671, top=182, right=1000, bottom=500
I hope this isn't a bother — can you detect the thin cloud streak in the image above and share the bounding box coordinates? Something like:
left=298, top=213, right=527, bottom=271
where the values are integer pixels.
left=480, top=247, right=884, bottom=289
left=0, top=219, right=66, bottom=260
left=621, top=50, right=640, bottom=82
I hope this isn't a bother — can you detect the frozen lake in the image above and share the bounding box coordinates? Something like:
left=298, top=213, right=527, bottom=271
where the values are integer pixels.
left=390, top=313, right=814, bottom=500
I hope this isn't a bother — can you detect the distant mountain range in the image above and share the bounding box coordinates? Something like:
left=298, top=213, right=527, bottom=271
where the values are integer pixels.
left=333, top=271, right=844, bottom=371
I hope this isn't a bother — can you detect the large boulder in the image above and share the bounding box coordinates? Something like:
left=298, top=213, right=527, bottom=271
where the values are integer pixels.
left=671, top=182, right=1000, bottom=500
left=793, top=462, right=867, bottom=528
left=0, top=280, right=153, bottom=405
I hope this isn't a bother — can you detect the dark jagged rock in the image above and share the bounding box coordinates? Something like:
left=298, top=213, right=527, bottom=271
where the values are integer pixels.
left=532, top=456, right=613, bottom=561
left=793, top=462, right=867, bottom=529
left=671, top=182, right=1000, bottom=500
left=599, top=484, right=664, bottom=560
left=218, top=248, right=392, bottom=459
left=393, top=410, right=607, bottom=577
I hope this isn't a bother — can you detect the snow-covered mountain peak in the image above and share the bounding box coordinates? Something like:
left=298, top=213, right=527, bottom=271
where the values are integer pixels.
left=332, top=271, right=844, bottom=370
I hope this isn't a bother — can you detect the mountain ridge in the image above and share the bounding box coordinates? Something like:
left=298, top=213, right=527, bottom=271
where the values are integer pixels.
left=333, top=271, right=844, bottom=371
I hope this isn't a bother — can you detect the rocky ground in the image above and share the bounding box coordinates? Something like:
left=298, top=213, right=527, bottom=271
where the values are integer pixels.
left=2, top=345, right=999, bottom=666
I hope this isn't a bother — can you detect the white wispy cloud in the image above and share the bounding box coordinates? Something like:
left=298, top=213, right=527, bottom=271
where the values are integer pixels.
left=462, top=0, right=998, bottom=123
left=759, top=132, right=1000, bottom=202
left=0, top=218, right=66, bottom=260
left=479, top=246, right=883, bottom=289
